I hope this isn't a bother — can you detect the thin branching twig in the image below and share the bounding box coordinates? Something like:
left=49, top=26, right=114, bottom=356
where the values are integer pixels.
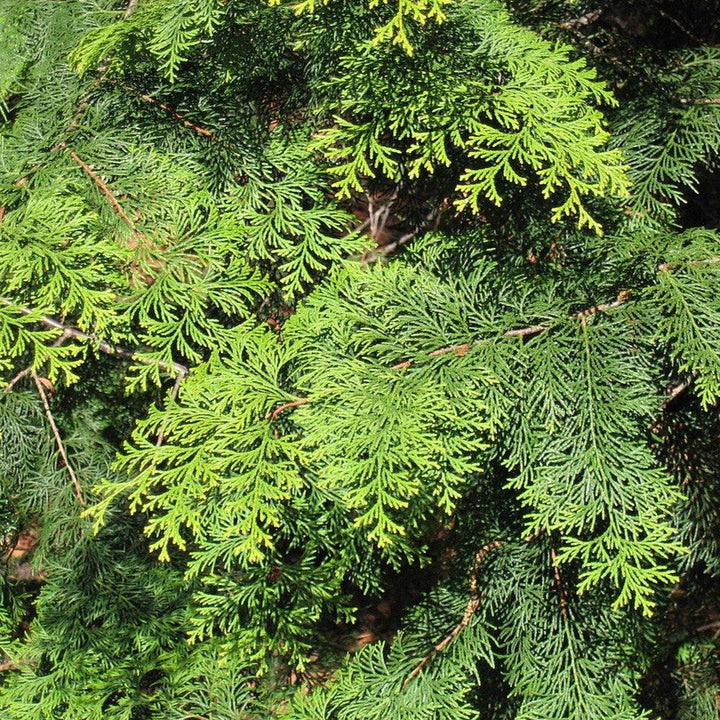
left=32, top=372, right=85, bottom=507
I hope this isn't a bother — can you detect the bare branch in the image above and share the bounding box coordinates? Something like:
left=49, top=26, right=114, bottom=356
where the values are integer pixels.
left=661, top=374, right=697, bottom=410
left=32, top=373, right=85, bottom=507
left=378, top=205, right=442, bottom=256
left=5, top=365, right=35, bottom=393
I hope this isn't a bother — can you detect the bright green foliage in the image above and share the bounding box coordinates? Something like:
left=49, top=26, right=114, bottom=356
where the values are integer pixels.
left=1, top=0, right=720, bottom=718
left=312, top=0, right=628, bottom=232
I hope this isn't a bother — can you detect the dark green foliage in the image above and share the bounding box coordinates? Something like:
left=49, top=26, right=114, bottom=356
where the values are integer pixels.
left=1, top=0, right=720, bottom=718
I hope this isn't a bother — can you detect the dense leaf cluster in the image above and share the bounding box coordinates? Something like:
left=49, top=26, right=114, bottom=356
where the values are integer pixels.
left=1, top=0, right=719, bottom=718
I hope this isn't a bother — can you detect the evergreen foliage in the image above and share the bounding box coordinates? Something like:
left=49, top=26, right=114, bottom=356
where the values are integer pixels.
left=1, top=0, right=719, bottom=718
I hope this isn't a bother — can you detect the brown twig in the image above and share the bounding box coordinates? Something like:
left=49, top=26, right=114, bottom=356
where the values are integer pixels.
left=403, top=540, right=502, bottom=689
left=556, top=7, right=623, bottom=62
left=4, top=365, right=35, bottom=393
left=116, top=83, right=216, bottom=138
left=32, top=373, right=85, bottom=507
left=0, top=298, right=188, bottom=379
left=63, top=147, right=142, bottom=236
left=267, top=398, right=309, bottom=420
left=391, top=322, right=560, bottom=370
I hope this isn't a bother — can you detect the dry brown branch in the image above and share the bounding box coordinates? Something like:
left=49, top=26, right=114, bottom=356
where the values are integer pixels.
left=0, top=298, right=188, bottom=379
left=5, top=365, right=35, bottom=393
left=32, top=372, right=85, bottom=506
left=556, top=7, right=622, bottom=62
left=403, top=540, right=502, bottom=689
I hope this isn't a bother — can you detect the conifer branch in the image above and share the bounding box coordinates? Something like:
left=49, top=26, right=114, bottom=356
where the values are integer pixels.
left=32, top=372, right=85, bottom=507
left=392, top=295, right=631, bottom=370
left=0, top=298, right=189, bottom=379
left=403, top=540, right=502, bottom=689
left=53, top=0, right=140, bottom=147
left=247, top=261, right=710, bottom=416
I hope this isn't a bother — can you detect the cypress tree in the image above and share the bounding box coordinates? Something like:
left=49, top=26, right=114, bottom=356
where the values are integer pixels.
left=1, top=0, right=719, bottom=717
